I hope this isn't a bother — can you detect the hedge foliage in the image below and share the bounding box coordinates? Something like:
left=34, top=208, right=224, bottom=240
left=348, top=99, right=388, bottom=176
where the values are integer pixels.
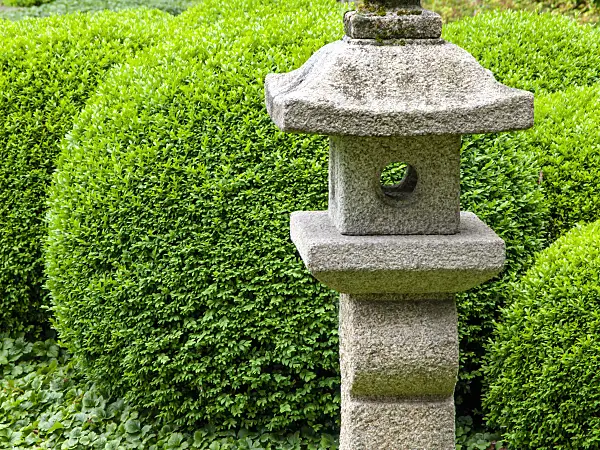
left=484, top=220, right=600, bottom=449
left=0, top=9, right=174, bottom=335
left=455, top=85, right=600, bottom=412
left=445, top=12, right=600, bottom=414
left=454, top=133, right=547, bottom=415
left=527, top=84, right=600, bottom=240
left=47, top=0, right=346, bottom=432
left=45, top=4, right=552, bottom=431
left=443, top=11, right=600, bottom=94
left=0, top=1, right=590, bottom=431
left=0, top=0, right=194, bottom=20
left=456, top=84, right=600, bottom=412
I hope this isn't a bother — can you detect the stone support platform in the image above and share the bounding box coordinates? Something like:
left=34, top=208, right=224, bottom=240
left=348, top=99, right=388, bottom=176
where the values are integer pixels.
left=291, top=211, right=505, bottom=294
left=339, top=296, right=457, bottom=449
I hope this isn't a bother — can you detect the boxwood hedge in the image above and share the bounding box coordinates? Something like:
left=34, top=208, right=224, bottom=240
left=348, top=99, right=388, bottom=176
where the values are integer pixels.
left=0, top=0, right=194, bottom=20
left=443, top=11, right=600, bottom=95
left=454, top=132, right=547, bottom=415
left=445, top=12, right=600, bottom=414
left=455, top=85, right=600, bottom=414
left=484, top=220, right=600, bottom=449
left=457, top=82, right=600, bottom=413
left=47, top=0, right=347, bottom=432
left=527, top=84, right=600, bottom=240
left=46, top=5, right=551, bottom=431
left=0, top=9, right=174, bottom=335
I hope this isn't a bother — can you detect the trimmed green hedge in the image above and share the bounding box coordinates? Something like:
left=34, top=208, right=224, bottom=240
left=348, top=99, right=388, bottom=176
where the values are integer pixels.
left=454, top=132, right=547, bottom=415
left=0, top=0, right=195, bottom=20
left=443, top=11, right=600, bottom=95
left=528, top=84, right=600, bottom=240
left=0, top=10, right=174, bottom=335
left=48, top=0, right=347, bottom=432
left=484, top=220, right=600, bottom=449
left=445, top=13, right=600, bottom=414
left=46, top=5, right=548, bottom=431
left=3, top=0, right=53, bottom=7
left=457, top=82, right=600, bottom=412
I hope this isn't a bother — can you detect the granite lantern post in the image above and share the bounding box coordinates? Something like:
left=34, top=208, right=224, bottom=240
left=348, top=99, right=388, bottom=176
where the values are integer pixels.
left=265, top=0, right=534, bottom=448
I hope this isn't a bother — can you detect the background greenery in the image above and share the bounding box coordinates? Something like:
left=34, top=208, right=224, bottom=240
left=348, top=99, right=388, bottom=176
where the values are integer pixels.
left=0, top=0, right=194, bottom=19
left=3, top=0, right=52, bottom=8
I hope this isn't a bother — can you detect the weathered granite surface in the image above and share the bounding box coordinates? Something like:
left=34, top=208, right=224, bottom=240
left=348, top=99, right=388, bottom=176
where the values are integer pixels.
left=339, top=295, right=458, bottom=397
left=359, top=0, right=423, bottom=7
left=265, top=40, right=533, bottom=136
left=329, top=135, right=461, bottom=235
left=339, top=295, right=458, bottom=448
left=290, top=211, right=505, bottom=293
left=340, top=393, right=456, bottom=450
left=344, top=9, right=442, bottom=40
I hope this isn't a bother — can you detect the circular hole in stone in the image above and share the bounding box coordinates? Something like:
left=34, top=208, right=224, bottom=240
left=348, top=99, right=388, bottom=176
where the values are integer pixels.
left=380, top=162, right=418, bottom=201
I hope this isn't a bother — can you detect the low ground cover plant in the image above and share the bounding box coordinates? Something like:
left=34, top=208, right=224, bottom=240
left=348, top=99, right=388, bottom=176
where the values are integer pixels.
left=484, top=220, right=600, bottom=448
left=0, top=336, right=337, bottom=449
left=0, top=9, right=175, bottom=336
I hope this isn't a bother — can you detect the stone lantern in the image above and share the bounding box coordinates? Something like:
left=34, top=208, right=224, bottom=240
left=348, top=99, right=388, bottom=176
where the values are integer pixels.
left=265, top=0, right=533, bottom=448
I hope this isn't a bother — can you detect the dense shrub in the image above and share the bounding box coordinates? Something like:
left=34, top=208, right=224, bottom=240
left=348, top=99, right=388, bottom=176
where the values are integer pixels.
left=527, top=84, right=600, bottom=240
left=0, top=10, right=174, bottom=335
left=0, top=0, right=195, bottom=20
left=3, top=0, right=53, bottom=8
left=455, top=133, right=548, bottom=415
left=484, top=220, right=600, bottom=449
left=443, top=11, right=600, bottom=94
left=46, top=3, right=548, bottom=432
left=445, top=12, right=600, bottom=415
left=457, top=82, right=600, bottom=412
left=47, top=0, right=346, bottom=432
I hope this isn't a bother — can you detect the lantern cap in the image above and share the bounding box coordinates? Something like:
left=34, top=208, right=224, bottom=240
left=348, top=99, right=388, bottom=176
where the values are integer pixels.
left=265, top=40, right=533, bottom=137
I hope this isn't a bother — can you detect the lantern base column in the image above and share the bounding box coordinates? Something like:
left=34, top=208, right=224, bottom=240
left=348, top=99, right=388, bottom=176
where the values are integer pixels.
left=339, top=294, right=458, bottom=450
left=340, top=395, right=455, bottom=450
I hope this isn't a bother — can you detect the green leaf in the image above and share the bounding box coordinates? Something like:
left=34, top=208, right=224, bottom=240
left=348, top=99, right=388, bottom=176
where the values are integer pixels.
left=124, top=419, right=141, bottom=434
left=47, top=421, right=65, bottom=433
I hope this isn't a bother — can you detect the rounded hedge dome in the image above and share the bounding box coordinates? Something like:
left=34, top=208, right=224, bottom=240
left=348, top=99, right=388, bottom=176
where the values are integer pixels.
left=47, top=0, right=346, bottom=431
left=484, top=220, right=600, bottom=448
